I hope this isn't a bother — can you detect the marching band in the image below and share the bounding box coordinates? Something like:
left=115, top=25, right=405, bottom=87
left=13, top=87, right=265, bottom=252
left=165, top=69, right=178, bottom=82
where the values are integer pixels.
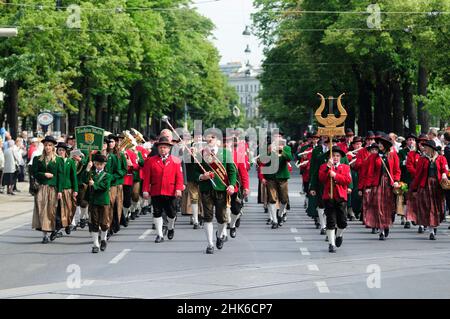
left=29, top=122, right=450, bottom=254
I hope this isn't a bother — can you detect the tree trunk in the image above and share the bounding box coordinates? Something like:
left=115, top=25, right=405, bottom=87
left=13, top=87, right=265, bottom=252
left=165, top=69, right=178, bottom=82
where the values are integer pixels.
left=68, top=112, right=78, bottom=134
left=95, top=95, right=104, bottom=127
left=417, top=61, right=429, bottom=133
left=356, top=76, right=372, bottom=135
left=392, top=78, right=403, bottom=136
left=403, top=78, right=416, bottom=135
left=374, top=71, right=385, bottom=131
left=127, top=83, right=139, bottom=129
left=5, top=80, right=19, bottom=139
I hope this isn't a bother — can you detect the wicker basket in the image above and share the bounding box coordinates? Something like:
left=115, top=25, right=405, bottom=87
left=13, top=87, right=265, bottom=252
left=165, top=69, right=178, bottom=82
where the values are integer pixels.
left=441, top=178, right=450, bottom=190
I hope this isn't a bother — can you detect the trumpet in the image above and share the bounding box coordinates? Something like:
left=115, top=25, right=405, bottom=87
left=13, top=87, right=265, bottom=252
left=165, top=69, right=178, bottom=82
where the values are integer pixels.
left=118, top=130, right=137, bottom=151
left=346, top=147, right=363, bottom=157
left=131, top=128, right=146, bottom=144
left=295, top=160, right=309, bottom=168
left=297, top=149, right=313, bottom=157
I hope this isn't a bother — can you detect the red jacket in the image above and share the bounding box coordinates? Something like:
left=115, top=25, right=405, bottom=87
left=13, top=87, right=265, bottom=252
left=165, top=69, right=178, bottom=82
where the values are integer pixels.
left=299, top=146, right=313, bottom=182
left=233, top=150, right=249, bottom=191
left=365, top=151, right=401, bottom=187
left=410, top=155, right=448, bottom=191
left=337, top=142, right=349, bottom=154
left=406, top=151, right=421, bottom=178
left=136, top=146, right=149, bottom=180
left=354, top=148, right=371, bottom=190
left=318, top=163, right=352, bottom=201
left=124, top=149, right=139, bottom=186
left=142, top=155, right=184, bottom=197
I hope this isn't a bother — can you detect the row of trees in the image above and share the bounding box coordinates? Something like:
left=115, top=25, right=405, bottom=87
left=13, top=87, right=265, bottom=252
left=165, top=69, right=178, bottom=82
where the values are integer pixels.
left=0, top=0, right=242, bottom=138
left=253, top=0, right=450, bottom=138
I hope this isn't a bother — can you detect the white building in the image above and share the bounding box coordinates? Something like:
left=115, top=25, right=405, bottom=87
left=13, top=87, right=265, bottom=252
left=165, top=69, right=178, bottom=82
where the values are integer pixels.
left=220, top=62, right=262, bottom=120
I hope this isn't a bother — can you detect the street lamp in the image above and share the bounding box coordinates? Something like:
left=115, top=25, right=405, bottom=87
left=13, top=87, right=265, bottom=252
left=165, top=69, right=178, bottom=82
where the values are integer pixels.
left=242, top=25, right=251, bottom=36
left=0, top=28, right=18, bottom=37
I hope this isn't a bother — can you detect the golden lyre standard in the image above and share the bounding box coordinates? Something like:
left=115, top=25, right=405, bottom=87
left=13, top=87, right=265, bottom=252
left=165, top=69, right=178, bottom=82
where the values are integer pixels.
left=314, top=93, right=348, bottom=199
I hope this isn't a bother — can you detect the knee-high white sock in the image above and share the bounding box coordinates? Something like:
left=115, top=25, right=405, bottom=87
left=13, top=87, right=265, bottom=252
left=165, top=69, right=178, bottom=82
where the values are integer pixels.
left=132, top=201, right=139, bottom=212
left=91, top=232, right=100, bottom=248
left=336, top=228, right=345, bottom=238
left=124, top=207, right=130, bottom=218
left=154, top=217, right=163, bottom=237
left=327, top=229, right=336, bottom=246
left=74, top=206, right=81, bottom=224
left=168, top=217, right=175, bottom=230
left=429, top=227, right=435, bottom=234
left=101, top=230, right=108, bottom=241
left=318, top=208, right=326, bottom=229
left=268, top=203, right=277, bottom=223
left=225, top=207, right=231, bottom=224
left=143, top=199, right=149, bottom=208
left=204, top=222, right=214, bottom=247
left=192, top=204, right=199, bottom=224
left=230, top=213, right=239, bottom=228
left=80, top=207, right=88, bottom=219
left=218, top=223, right=226, bottom=239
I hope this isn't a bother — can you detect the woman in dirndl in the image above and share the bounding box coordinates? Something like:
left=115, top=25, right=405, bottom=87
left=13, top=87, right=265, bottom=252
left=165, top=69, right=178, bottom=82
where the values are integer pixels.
left=32, top=136, right=63, bottom=243
left=410, top=140, right=448, bottom=240
left=364, top=133, right=401, bottom=240
left=56, top=142, right=78, bottom=235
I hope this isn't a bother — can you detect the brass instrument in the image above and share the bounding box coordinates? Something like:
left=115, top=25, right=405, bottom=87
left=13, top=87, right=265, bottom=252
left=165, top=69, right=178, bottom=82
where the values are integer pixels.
left=118, top=130, right=137, bottom=151
left=295, top=160, right=309, bottom=168
left=131, top=128, right=146, bottom=144
left=346, top=147, right=363, bottom=157
left=298, top=149, right=314, bottom=157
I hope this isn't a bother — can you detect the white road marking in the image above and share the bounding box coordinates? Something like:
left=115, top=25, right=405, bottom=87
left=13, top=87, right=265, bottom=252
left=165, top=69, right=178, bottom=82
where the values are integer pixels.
left=308, top=264, right=319, bottom=271
left=299, top=248, right=310, bottom=256
left=290, top=228, right=298, bottom=233
left=315, top=281, right=330, bottom=293
left=139, top=229, right=153, bottom=240
left=66, top=295, right=80, bottom=299
left=82, top=280, right=95, bottom=287
left=294, top=236, right=303, bottom=243
left=109, top=249, right=131, bottom=264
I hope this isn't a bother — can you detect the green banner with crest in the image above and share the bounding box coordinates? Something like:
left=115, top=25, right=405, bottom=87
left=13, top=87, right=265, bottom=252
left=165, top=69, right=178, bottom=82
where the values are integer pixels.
left=75, top=125, right=104, bottom=152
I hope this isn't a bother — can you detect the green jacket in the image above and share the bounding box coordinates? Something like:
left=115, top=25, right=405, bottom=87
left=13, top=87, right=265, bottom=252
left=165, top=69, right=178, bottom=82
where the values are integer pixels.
left=195, top=148, right=237, bottom=192
left=105, top=153, right=122, bottom=186
left=263, top=146, right=294, bottom=180
left=32, top=156, right=63, bottom=188
left=87, top=170, right=111, bottom=206
left=309, top=145, right=352, bottom=191
left=74, top=156, right=89, bottom=186
left=133, top=151, right=144, bottom=182
left=115, top=152, right=127, bottom=185
left=58, top=157, right=78, bottom=193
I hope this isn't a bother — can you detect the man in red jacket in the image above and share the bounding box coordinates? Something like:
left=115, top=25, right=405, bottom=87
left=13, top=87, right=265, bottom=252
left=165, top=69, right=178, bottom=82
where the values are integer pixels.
left=318, top=146, right=352, bottom=253
left=142, top=137, right=184, bottom=243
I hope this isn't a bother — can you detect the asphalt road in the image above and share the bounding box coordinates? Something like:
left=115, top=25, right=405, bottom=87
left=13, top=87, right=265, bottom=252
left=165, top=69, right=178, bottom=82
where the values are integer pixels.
left=1, top=169, right=450, bottom=299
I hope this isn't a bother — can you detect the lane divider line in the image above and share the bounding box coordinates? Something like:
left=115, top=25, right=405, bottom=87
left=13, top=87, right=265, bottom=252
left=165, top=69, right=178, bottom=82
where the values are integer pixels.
left=109, top=249, right=131, bottom=264
left=299, top=248, right=310, bottom=256
left=139, top=229, right=153, bottom=240
left=308, top=264, right=319, bottom=271
left=290, top=228, right=298, bottom=233
left=315, top=281, right=330, bottom=293
left=294, top=236, right=303, bottom=243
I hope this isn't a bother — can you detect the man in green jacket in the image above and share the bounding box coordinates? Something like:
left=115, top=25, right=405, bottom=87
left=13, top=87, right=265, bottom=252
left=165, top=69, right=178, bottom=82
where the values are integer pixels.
left=195, top=131, right=237, bottom=254
left=260, top=136, right=294, bottom=229
left=86, top=153, right=112, bottom=254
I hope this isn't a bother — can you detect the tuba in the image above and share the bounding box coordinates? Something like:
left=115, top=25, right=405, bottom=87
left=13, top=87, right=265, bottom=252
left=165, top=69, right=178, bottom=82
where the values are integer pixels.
left=131, top=128, right=146, bottom=144
left=118, top=130, right=137, bottom=151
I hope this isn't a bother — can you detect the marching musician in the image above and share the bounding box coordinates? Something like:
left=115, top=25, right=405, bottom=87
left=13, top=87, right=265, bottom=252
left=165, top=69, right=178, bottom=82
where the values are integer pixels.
left=410, top=140, right=448, bottom=240
left=364, top=132, right=401, bottom=240
left=85, top=153, right=112, bottom=253
left=297, top=132, right=319, bottom=208
left=195, top=131, right=237, bottom=254
left=336, top=128, right=354, bottom=154
left=70, top=149, right=89, bottom=229
left=56, top=142, right=78, bottom=235
left=143, top=137, right=184, bottom=243
left=318, top=147, right=352, bottom=253
left=346, top=136, right=363, bottom=221
left=32, top=136, right=62, bottom=243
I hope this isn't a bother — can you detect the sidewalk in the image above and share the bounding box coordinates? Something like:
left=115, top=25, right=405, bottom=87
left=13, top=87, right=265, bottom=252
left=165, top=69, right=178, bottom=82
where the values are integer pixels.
left=0, top=182, right=34, bottom=235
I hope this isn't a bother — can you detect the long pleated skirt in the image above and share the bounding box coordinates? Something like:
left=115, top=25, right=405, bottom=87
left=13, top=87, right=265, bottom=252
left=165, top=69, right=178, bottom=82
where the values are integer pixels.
left=364, top=174, right=395, bottom=229
left=414, top=177, right=445, bottom=227
left=32, top=185, right=57, bottom=232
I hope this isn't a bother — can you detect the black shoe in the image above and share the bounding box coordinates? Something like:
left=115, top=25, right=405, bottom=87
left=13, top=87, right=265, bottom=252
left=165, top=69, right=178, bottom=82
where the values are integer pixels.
left=418, top=226, right=424, bottom=233
left=216, top=236, right=223, bottom=249
left=325, top=236, right=328, bottom=242
left=320, top=228, right=326, bottom=235
left=384, top=228, right=389, bottom=238
left=235, top=217, right=241, bottom=228
left=152, top=223, right=155, bottom=230
left=142, top=207, right=148, bottom=215
left=328, top=244, right=337, bottom=253
left=282, top=214, right=287, bottom=223
left=222, top=235, right=228, bottom=243
left=379, top=233, right=385, bottom=241
left=190, top=217, right=194, bottom=225
left=264, top=207, right=268, bottom=214
left=429, top=232, right=436, bottom=240
left=271, top=222, right=278, bottom=229
left=206, top=246, right=214, bottom=254
left=230, top=227, right=236, bottom=238
left=50, top=231, right=58, bottom=241
left=168, top=229, right=174, bottom=240
left=92, top=246, right=99, bottom=253
left=401, top=220, right=405, bottom=225
left=100, top=240, right=107, bottom=251
left=113, top=223, right=120, bottom=233
left=42, top=236, right=49, bottom=244
left=130, top=212, right=136, bottom=220
left=277, top=219, right=283, bottom=227
left=336, top=236, right=343, bottom=247
left=193, top=223, right=199, bottom=230
left=266, top=218, right=272, bottom=225
left=155, top=235, right=164, bottom=243
left=107, top=230, right=113, bottom=241
left=134, top=211, right=140, bottom=218
left=404, top=221, right=411, bottom=229
left=121, top=216, right=128, bottom=227
left=348, top=216, right=354, bottom=221
left=371, top=228, right=376, bottom=234
left=65, top=226, right=71, bottom=235
left=80, top=219, right=86, bottom=229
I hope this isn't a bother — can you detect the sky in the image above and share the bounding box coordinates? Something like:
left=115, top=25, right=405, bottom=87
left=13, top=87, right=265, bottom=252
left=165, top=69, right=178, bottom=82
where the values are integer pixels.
left=194, top=0, right=264, bottom=67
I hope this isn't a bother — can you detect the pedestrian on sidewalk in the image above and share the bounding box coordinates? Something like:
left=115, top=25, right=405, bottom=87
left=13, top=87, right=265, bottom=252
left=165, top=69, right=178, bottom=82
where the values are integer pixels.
left=31, top=136, right=62, bottom=244
left=3, top=140, right=20, bottom=196
left=0, top=139, right=4, bottom=194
